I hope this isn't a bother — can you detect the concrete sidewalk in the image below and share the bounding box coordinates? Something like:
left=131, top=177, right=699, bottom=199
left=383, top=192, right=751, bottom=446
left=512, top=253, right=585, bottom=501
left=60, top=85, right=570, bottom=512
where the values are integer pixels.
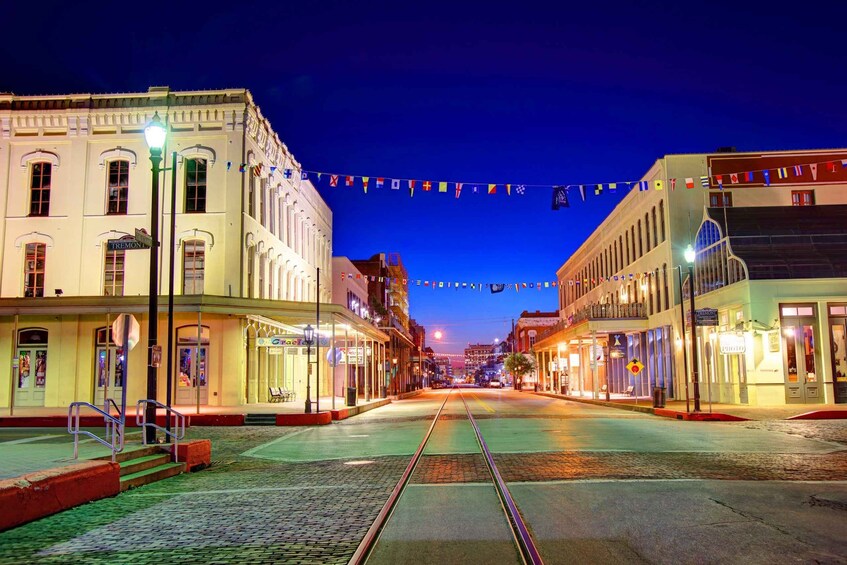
left=539, top=391, right=847, bottom=421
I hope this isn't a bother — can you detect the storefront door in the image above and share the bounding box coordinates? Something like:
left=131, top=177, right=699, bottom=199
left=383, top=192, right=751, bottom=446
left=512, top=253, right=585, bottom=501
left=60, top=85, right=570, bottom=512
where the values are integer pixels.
left=828, top=305, right=847, bottom=404
left=94, top=328, right=123, bottom=408
left=14, top=329, right=48, bottom=407
left=781, top=305, right=823, bottom=404
left=175, top=325, right=209, bottom=405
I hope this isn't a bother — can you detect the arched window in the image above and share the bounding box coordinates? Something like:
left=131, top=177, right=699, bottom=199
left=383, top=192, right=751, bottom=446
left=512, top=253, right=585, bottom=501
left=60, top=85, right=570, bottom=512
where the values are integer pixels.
left=625, top=231, right=630, bottom=265
left=29, top=162, right=51, bottom=217
left=183, top=240, right=205, bottom=294
left=662, top=264, right=670, bottom=310
left=185, top=158, right=207, bottom=213
left=107, top=160, right=129, bottom=215
left=659, top=200, right=666, bottom=242
left=654, top=268, right=661, bottom=312
left=24, top=243, right=46, bottom=297
left=637, top=221, right=643, bottom=258
left=651, top=206, right=658, bottom=247
left=645, top=213, right=651, bottom=251
left=104, top=248, right=125, bottom=296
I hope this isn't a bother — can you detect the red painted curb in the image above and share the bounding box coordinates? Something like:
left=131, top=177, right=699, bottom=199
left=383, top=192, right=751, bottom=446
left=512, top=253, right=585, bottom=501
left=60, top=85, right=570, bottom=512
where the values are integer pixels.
left=0, top=461, right=120, bottom=531
left=276, top=412, right=332, bottom=426
left=653, top=408, right=748, bottom=421
left=168, top=439, right=212, bottom=471
left=330, top=409, right=350, bottom=420
left=787, top=410, right=847, bottom=420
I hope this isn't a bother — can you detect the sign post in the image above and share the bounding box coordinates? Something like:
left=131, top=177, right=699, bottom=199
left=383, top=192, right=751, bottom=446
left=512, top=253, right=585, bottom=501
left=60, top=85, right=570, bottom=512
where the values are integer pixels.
left=111, top=313, right=139, bottom=434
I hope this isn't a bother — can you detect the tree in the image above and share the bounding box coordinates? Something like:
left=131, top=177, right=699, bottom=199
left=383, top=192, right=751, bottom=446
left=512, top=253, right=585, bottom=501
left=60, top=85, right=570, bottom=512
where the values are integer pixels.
left=504, top=352, right=535, bottom=391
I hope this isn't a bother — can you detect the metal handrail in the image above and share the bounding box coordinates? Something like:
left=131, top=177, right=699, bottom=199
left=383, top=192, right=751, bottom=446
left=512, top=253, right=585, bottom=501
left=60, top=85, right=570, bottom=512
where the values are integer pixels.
left=135, top=400, right=186, bottom=462
left=67, top=401, right=124, bottom=462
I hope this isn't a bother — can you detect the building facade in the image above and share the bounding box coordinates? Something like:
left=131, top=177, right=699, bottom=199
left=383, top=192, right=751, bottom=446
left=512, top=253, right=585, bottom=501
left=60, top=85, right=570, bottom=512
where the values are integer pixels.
left=0, top=87, right=385, bottom=412
left=534, top=148, right=847, bottom=406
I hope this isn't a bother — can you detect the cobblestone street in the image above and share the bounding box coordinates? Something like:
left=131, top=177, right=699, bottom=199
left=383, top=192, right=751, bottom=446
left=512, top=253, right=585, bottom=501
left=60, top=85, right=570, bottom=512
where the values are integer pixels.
left=1, top=393, right=846, bottom=564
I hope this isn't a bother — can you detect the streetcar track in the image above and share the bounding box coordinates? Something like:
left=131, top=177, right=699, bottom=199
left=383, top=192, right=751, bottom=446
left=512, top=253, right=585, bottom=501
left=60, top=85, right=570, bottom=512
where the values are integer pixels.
left=348, top=386, right=544, bottom=565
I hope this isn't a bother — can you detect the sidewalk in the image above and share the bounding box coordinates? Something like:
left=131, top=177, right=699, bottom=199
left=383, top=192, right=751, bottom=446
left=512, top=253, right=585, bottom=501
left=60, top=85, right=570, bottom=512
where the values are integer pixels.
left=1, top=394, right=392, bottom=427
left=539, top=390, right=847, bottom=421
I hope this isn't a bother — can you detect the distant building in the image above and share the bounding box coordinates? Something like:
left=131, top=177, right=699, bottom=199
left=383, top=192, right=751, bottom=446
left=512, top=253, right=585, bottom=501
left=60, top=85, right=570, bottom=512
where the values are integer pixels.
left=515, top=310, right=560, bottom=352
left=464, top=343, right=495, bottom=376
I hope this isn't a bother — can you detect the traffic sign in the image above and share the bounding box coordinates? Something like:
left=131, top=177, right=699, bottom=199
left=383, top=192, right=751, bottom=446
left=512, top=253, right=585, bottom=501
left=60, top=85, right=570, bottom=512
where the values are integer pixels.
left=112, top=314, right=140, bottom=350
left=626, top=358, right=645, bottom=376
left=134, top=228, right=153, bottom=248
left=694, top=308, right=719, bottom=327
left=107, top=238, right=149, bottom=251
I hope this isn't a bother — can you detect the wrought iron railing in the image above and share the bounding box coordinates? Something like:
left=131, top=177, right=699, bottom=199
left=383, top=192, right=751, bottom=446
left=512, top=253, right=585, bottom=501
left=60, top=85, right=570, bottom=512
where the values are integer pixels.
left=136, top=400, right=186, bottom=462
left=67, top=402, right=124, bottom=462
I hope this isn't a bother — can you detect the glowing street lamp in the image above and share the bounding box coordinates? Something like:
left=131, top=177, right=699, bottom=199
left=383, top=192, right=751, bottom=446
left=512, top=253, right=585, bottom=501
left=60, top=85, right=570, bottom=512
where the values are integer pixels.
left=304, top=324, right=315, bottom=413
left=684, top=245, right=701, bottom=412
left=143, top=112, right=166, bottom=443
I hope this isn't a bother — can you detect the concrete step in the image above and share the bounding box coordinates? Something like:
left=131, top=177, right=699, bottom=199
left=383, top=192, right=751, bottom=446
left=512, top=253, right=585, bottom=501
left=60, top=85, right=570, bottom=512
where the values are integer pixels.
left=244, top=413, right=277, bottom=426
left=120, top=462, right=184, bottom=491
left=94, top=445, right=163, bottom=463
left=119, top=453, right=172, bottom=477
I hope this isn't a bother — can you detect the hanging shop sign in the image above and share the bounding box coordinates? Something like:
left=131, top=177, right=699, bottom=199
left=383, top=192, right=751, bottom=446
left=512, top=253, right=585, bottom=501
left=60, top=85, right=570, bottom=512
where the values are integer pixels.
left=695, top=308, right=719, bottom=327
left=719, top=332, right=746, bottom=355
left=609, top=333, right=626, bottom=359
left=256, top=335, right=331, bottom=347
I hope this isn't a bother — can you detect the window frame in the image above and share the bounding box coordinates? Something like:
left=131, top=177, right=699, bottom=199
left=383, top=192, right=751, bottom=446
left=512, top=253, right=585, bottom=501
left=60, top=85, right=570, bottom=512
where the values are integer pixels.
left=182, top=240, right=205, bottom=294
left=106, top=159, right=130, bottom=215
left=103, top=248, right=125, bottom=296
left=184, top=158, right=207, bottom=213
left=791, top=190, right=815, bottom=206
left=709, top=191, right=733, bottom=208
left=29, top=162, right=52, bottom=217
left=24, top=242, right=46, bottom=297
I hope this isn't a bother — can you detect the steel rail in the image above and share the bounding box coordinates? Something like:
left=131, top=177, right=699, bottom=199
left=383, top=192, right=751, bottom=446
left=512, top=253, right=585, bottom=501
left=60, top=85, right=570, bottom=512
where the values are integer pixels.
left=457, top=388, right=544, bottom=565
left=347, top=387, right=455, bottom=565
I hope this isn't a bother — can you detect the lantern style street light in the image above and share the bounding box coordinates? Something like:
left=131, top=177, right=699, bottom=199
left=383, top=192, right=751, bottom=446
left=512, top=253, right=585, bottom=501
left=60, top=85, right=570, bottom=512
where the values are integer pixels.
left=143, top=112, right=166, bottom=443
left=684, top=245, right=701, bottom=412
left=304, top=324, right=315, bottom=413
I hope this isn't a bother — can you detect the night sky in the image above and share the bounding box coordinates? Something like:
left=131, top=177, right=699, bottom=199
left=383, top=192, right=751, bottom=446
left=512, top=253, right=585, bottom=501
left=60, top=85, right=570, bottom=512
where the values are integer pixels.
left=3, top=1, right=845, bottom=357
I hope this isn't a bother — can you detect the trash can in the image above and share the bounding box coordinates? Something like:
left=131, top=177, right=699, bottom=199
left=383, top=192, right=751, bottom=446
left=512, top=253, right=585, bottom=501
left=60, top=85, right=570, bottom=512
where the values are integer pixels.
left=380, top=386, right=387, bottom=398
left=652, top=386, right=666, bottom=408
left=534, top=383, right=538, bottom=392
left=561, top=385, right=568, bottom=395
left=346, top=387, right=357, bottom=407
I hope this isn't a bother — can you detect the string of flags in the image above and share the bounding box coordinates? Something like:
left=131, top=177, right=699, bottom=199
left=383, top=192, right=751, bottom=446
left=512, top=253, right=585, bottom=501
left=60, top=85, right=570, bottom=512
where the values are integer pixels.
left=340, top=269, right=672, bottom=294
left=223, top=156, right=847, bottom=206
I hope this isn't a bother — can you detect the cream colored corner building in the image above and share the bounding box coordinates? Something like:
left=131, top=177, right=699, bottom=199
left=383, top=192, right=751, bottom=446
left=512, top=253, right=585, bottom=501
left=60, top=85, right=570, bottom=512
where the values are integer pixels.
left=534, top=148, right=847, bottom=407
left=0, top=87, right=386, bottom=411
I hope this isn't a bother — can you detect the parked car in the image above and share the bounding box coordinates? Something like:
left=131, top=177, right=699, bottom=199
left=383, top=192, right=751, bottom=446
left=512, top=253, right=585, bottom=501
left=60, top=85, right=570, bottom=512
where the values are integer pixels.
left=489, top=380, right=502, bottom=388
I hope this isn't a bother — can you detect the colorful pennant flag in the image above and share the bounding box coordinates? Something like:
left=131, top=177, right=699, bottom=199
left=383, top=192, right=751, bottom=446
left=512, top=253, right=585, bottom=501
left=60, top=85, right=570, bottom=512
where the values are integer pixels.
left=362, top=176, right=369, bottom=193
left=438, top=181, right=448, bottom=193
left=552, top=185, right=569, bottom=210
left=488, top=184, right=497, bottom=194
left=793, top=165, right=803, bottom=176
left=669, top=179, right=675, bottom=191
left=595, top=184, right=603, bottom=195
left=423, top=180, right=432, bottom=191
left=578, top=185, right=586, bottom=201
left=763, top=170, right=771, bottom=186
left=506, top=184, right=512, bottom=195
left=301, top=171, right=308, bottom=180
left=376, top=177, right=384, bottom=188
left=330, top=175, right=339, bottom=187
left=239, top=164, right=246, bottom=173
left=700, top=176, right=709, bottom=188
left=685, top=177, right=694, bottom=189
left=810, top=164, right=818, bottom=180
left=638, top=181, right=648, bottom=191
left=283, top=168, right=292, bottom=178
left=609, top=183, right=618, bottom=193
left=654, top=180, right=664, bottom=191
left=516, top=185, right=526, bottom=195
left=730, top=173, right=739, bottom=184
left=391, top=179, right=400, bottom=190
left=744, top=171, right=754, bottom=182
left=777, top=167, right=788, bottom=179
left=716, top=175, right=723, bottom=190
left=345, top=175, right=354, bottom=186
left=408, top=180, right=415, bottom=197
left=253, top=163, right=263, bottom=177
left=455, top=182, right=463, bottom=198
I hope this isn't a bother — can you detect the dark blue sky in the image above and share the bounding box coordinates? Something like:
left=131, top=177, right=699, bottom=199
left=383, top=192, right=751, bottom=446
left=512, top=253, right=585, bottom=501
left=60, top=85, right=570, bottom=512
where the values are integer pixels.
left=3, top=1, right=845, bottom=355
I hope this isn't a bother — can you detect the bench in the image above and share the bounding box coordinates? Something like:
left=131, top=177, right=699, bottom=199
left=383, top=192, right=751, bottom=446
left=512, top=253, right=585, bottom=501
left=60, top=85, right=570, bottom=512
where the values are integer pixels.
left=624, top=385, right=635, bottom=396
left=269, top=387, right=296, bottom=402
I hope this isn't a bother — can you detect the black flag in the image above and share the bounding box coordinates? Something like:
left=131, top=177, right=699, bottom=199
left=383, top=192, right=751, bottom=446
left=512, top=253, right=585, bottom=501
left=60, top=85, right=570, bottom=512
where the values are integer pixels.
left=490, top=283, right=506, bottom=294
left=552, top=185, right=570, bottom=210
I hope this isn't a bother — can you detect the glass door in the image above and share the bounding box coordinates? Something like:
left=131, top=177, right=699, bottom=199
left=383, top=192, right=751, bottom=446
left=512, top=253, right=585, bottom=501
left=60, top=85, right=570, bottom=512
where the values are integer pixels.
left=15, top=329, right=48, bottom=407
left=828, top=310, right=847, bottom=404
left=94, top=328, right=123, bottom=408
left=782, top=318, right=822, bottom=403
left=175, top=326, right=209, bottom=405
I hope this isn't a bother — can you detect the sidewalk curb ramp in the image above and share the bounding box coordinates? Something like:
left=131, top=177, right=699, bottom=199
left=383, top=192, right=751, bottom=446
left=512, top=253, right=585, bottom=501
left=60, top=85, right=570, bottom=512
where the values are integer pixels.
left=787, top=410, right=847, bottom=420
left=0, top=460, right=120, bottom=532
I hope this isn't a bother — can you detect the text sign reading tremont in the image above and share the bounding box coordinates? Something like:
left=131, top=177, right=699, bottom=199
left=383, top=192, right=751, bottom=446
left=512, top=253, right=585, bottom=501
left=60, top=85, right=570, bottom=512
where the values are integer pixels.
left=107, top=238, right=150, bottom=251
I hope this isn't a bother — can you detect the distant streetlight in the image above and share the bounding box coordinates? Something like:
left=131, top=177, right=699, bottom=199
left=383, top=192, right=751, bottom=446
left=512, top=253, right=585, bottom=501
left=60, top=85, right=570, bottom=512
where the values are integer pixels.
left=685, top=245, right=701, bottom=412
left=304, top=324, right=315, bottom=413
left=143, top=112, right=166, bottom=443
left=433, top=330, right=443, bottom=340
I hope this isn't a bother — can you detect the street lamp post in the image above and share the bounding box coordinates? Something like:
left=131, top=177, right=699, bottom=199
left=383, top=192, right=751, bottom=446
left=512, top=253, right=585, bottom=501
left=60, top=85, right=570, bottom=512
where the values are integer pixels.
left=144, top=113, right=166, bottom=443
left=677, top=265, right=691, bottom=413
left=685, top=245, right=701, bottom=412
left=392, top=357, right=398, bottom=395
left=304, top=324, right=314, bottom=414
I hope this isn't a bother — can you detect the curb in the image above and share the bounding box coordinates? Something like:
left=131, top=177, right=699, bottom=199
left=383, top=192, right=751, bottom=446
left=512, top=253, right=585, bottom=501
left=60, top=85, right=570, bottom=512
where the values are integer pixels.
left=330, top=398, right=391, bottom=421
left=535, top=392, right=748, bottom=421
left=787, top=410, right=847, bottom=420
left=0, top=460, right=120, bottom=532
